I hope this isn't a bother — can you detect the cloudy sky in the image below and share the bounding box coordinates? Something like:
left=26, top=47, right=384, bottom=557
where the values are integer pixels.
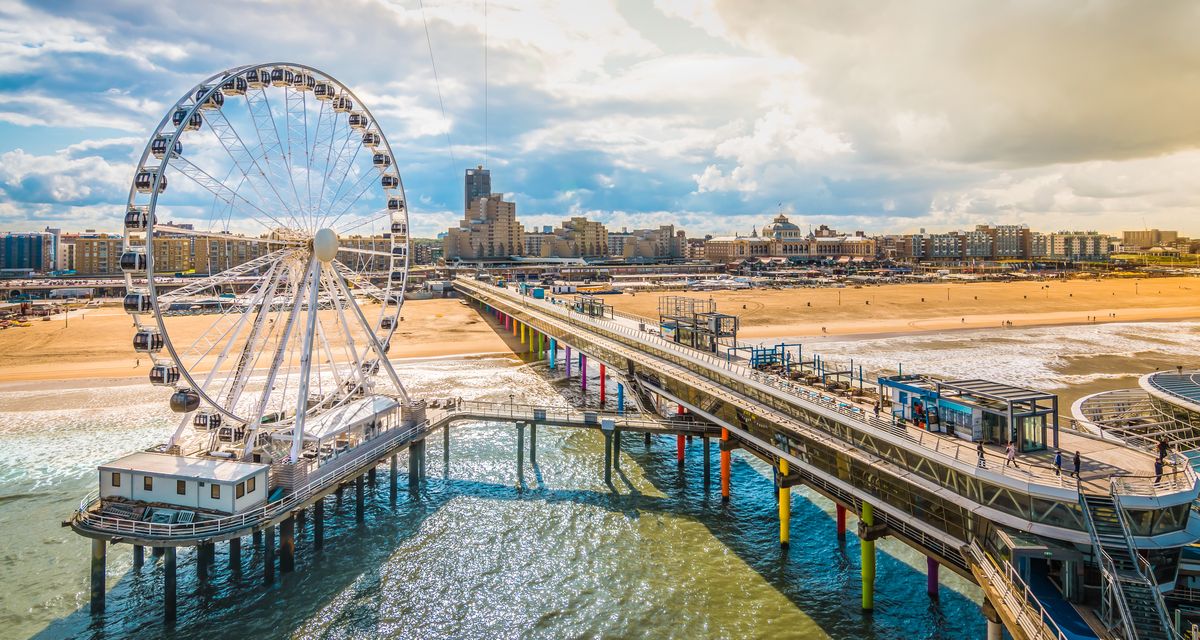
left=1, top=0, right=1197, bottom=238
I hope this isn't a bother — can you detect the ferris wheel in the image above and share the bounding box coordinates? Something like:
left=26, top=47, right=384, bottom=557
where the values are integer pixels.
left=121, top=63, right=410, bottom=462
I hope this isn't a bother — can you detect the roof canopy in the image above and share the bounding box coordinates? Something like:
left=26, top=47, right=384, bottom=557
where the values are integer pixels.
left=287, top=395, right=400, bottom=441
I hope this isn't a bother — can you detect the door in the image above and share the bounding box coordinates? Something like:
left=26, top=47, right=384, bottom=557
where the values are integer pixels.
left=1020, top=415, right=1045, bottom=452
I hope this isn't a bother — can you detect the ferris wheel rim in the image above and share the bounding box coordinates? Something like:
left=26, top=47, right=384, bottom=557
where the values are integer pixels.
left=123, top=62, right=411, bottom=430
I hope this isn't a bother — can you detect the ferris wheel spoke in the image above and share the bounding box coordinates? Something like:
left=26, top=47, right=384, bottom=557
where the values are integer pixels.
left=160, top=247, right=295, bottom=303
left=283, top=86, right=314, bottom=231
left=204, top=108, right=304, bottom=225
left=333, top=209, right=391, bottom=239
left=262, top=87, right=307, bottom=231
left=244, top=87, right=305, bottom=230
left=224, top=262, right=294, bottom=419
left=322, top=167, right=378, bottom=229
left=167, top=258, right=284, bottom=447
left=288, top=257, right=323, bottom=461
left=167, top=156, right=292, bottom=232
left=323, top=267, right=369, bottom=393
left=242, top=255, right=311, bottom=458
left=330, top=259, right=388, bottom=302
left=331, top=266, right=408, bottom=402
left=316, top=117, right=360, bottom=219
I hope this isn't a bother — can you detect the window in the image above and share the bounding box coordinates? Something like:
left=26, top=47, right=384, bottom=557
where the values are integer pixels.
left=247, top=476, right=256, bottom=493
left=211, top=484, right=221, bottom=500
left=111, top=472, right=121, bottom=487
left=177, top=480, right=186, bottom=495
left=236, top=482, right=245, bottom=498
left=143, top=476, right=153, bottom=491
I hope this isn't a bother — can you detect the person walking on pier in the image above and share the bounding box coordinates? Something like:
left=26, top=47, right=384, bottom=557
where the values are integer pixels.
left=1158, top=436, right=1169, bottom=461
left=1072, top=451, right=1081, bottom=478
left=1154, top=458, right=1164, bottom=484
left=873, top=402, right=881, bottom=419
left=1053, top=450, right=1062, bottom=476
left=977, top=442, right=986, bottom=468
left=1004, top=443, right=1019, bottom=469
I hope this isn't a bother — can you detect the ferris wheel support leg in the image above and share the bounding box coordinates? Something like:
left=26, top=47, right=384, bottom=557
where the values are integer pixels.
left=290, top=259, right=323, bottom=463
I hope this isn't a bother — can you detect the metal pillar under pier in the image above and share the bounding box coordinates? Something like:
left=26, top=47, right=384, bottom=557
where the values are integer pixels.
left=837, top=504, right=847, bottom=539
left=163, top=547, right=177, bottom=623
left=368, top=466, right=377, bottom=486
left=314, top=499, right=325, bottom=549
left=296, top=508, right=306, bottom=538
left=390, top=454, right=398, bottom=499
left=861, top=502, right=875, bottom=611
left=603, top=429, right=613, bottom=485
left=355, top=475, right=365, bottom=523
left=409, top=441, right=421, bottom=491
left=645, top=432, right=651, bottom=447
left=229, top=536, right=241, bottom=574
left=927, top=557, right=939, bottom=598
left=517, top=423, right=525, bottom=486
left=263, top=524, right=275, bottom=585
left=444, top=424, right=450, bottom=475
left=613, top=429, right=621, bottom=470
left=676, top=434, right=685, bottom=467
left=153, top=545, right=165, bottom=557
left=197, top=543, right=210, bottom=582
left=530, top=424, right=537, bottom=465
left=617, top=382, right=624, bottom=414
left=702, top=436, right=711, bottom=487
left=253, top=530, right=262, bottom=547
left=599, top=364, right=606, bottom=406
left=720, top=428, right=731, bottom=502
left=133, top=544, right=144, bottom=568
left=280, top=516, right=295, bottom=574
left=90, top=538, right=105, bottom=615
left=779, top=458, right=790, bottom=548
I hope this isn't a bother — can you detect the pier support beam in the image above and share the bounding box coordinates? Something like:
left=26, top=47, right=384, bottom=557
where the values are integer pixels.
left=90, top=539, right=105, bottom=615
left=778, top=458, right=790, bottom=548
left=617, top=383, right=624, bottom=414
left=229, top=537, right=241, bottom=574
left=927, top=557, right=939, bottom=598
left=408, top=443, right=420, bottom=492
left=197, top=543, right=210, bottom=582
left=164, top=547, right=177, bottom=623
left=253, top=530, right=262, bottom=547
left=580, top=354, right=587, bottom=392
left=702, top=436, right=711, bottom=487
left=133, top=544, right=144, bottom=569
left=517, top=422, right=525, bottom=485
left=566, top=346, right=571, bottom=376
left=314, top=499, right=324, bottom=549
left=153, top=545, right=165, bottom=558
left=836, top=504, right=847, bottom=540
left=390, top=453, right=398, bottom=499
left=529, top=424, right=537, bottom=465
left=368, top=466, right=377, bottom=486
left=861, top=502, right=876, bottom=611
left=444, top=424, right=450, bottom=475
left=263, top=525, right=275, bottom=585
left=599, top=364, right=606, bottom=406
left=645, top=432, right=651, bottom=447
left=676, top=434, right=685, bottom=467
left=603, top=429, right=613, bottom=485
left=613, top=429, right=621, bottom=470
left=355, top=475, right=365, bottom=523
left=280, top=516, right=295, bottom=574
left=720, top=428, right=731, bottom=502
left=548, top=338, right=556, bottom=370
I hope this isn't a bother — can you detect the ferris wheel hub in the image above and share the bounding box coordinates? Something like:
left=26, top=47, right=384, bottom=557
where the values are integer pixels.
left=312, top=228, right=339, bottom=262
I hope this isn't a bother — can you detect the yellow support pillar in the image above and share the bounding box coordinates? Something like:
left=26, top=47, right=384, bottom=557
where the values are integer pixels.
left=778, top=458, right=790, bottom=548
left=861, top=502, right=875, bottom=611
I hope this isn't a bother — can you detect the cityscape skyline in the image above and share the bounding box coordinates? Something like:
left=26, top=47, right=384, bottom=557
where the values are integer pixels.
left=2, top=1, right=1199, bottom=240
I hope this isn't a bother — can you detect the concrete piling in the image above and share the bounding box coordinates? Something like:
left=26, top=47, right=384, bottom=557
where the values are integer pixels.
left=355, top=475, right=365, bottom=522
left=517, top=423, right=525, bottom=485
left=927, top=557, right=939, bottom=598
left=164, top=547, right=177, bottom=622
left=89, top=539, right=105, bottom=615
left=264, top=525, right=275, bottom=585
left=132, top=544, right=144, bottom=568
left=280, top=516, right=295, bottom=573
left=702, top=436, right=711, bottom=486
left=229, top=536, right=241, bottom=574
left=314, top=499, right=324, bottom=549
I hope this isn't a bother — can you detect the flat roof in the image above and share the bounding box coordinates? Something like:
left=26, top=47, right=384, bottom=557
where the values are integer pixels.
left=1141, top=370, right=1200, bottom=414
left=940, top=379, right=1056, bottom=403
left=100, top=452, right=267, bottom=483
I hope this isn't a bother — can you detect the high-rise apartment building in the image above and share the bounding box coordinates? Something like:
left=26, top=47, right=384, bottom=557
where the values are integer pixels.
left=444, top=193, right=524, bottom=261
left=464, top=165, right=491, bottom=213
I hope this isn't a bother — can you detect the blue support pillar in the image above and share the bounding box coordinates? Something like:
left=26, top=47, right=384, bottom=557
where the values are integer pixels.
left=617, top=383, right=625, bottom=415
left=549, top=338, right=556, bottom=370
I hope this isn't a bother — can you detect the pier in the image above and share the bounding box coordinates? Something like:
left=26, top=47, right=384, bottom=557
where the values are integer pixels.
left=453, top=277, right=1200, bottom=639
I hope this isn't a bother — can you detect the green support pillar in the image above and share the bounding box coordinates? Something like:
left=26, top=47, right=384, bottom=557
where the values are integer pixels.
left=861, top=502, right=875, bottom=611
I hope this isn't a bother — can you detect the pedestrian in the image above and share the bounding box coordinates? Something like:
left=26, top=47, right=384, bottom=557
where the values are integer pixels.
left=873, top=402, right=881, bottom=418
left=1158, top=436, right=1169, bottom=461
left=1072, top=451, right=1081, bottom=478
left=1154, top=458, right=1164, bottom=484
left=135, top=358, right=140, bottom=368
left=977, top=442, right=986, bottom=468
left=1053, top=450, right=1062, bottom=476
left=1005, top=442, right=1019, bottom=468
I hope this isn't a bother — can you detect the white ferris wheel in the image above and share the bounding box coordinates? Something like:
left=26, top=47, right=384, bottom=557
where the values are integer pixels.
left=121, top=63, right=410, bottom=463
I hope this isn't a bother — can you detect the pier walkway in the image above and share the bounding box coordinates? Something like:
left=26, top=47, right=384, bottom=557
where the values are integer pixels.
left=454, top=277, right=1200, bottom=639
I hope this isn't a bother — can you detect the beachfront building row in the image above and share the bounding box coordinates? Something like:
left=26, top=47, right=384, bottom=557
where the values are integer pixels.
left=703, top=214, right=877, bottom=264
left=878, top=226, right=1115, bottom=262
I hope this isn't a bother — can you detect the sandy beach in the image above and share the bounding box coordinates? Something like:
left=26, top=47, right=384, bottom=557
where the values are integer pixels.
left=604, top=276, right=1200, bottom=339
left=0, top=277, right=1195, bottom=384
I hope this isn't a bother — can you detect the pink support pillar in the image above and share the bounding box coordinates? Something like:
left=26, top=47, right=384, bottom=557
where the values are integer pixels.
left=580, top=354, right=587, bottom=391
left=599, top=364, right=606, bottom=406
left=676, top=434, right=685, bottom=466
left=836, top=504, right=847, bottom=539
left=927, top=557, right=939, bottom=598
left=565, top=346, right=572, bottom=376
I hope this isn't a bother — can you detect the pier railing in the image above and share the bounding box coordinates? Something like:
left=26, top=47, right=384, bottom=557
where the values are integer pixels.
left=75, top=420, right=430, bottom=540
left=438, top=399, right=715, bottom=433
left=963, top=540, right=1070, bottom=640
left=467, top=280, right=1130, bottom=494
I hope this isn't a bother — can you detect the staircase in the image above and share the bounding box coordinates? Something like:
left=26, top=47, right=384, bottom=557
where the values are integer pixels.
left=1080, top=492, right=1177, bottom=640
